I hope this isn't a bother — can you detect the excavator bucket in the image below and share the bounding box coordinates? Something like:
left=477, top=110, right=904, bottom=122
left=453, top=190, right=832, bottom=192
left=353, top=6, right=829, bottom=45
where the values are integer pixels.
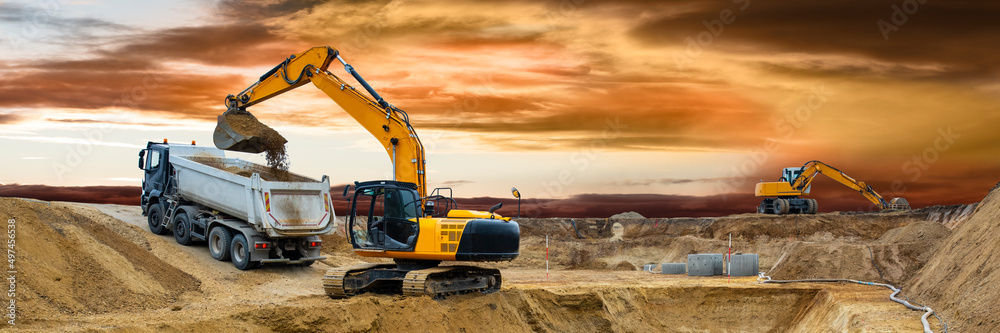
left=889, top=198, right=911, bottom=210
left=213, top=110, right=287, bottom=154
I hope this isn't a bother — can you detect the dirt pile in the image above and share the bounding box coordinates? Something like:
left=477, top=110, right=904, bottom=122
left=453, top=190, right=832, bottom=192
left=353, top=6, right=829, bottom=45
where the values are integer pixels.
left=908, top=186, right=1000, bottom=332
left=0, top=198, right=198, bottom=320
left=186, top=156, right=311, bottom=182
left=224, top=112, right=290, bottom=178
left=610, top=211, right=644, bottom=219
left=913, top=203, right=978, bottom=229
left=706, top=212, right=921, bottom=241
left=232, top=286, right=819, bottom=333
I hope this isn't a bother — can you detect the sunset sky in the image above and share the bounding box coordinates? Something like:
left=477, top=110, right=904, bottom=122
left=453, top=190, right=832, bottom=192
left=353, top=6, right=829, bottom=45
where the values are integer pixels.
left=1, top=0, right=998, bottom=217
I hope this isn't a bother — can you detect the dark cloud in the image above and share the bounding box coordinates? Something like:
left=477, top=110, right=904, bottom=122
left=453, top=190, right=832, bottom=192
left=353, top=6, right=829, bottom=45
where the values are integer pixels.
left=94, top=23, right=300, bottom=67
left=0, top=69, right=243, bottom=118
left=0, top=2, right=129, bottom=31
left=629, top=0, right=1000, bottom=77
left=216, top=0, right=321, bottom=21
left=440, top=180, right=474, bottom=188
left=610, top=178, right=728, bottom=187
left=0, top=113, right=21, bottom=124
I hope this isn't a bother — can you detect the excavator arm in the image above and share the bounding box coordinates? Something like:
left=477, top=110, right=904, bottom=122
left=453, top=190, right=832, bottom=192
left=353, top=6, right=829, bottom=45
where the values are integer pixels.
left=216, top=46, right=428, bottom=197
left=789, top=161, right=891, bottom=209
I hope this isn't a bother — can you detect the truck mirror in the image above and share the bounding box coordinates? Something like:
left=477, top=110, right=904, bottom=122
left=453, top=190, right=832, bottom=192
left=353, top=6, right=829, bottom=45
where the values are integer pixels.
left=138, top=149, right=146, bottom=170
left=342, top=184, right=351, bottom=197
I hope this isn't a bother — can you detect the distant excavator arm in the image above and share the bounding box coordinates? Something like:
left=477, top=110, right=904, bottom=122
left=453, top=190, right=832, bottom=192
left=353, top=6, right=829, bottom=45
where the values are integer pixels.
left=789, top=160, right=890, bottom=209
left=224, top=46, right=427, bottom=197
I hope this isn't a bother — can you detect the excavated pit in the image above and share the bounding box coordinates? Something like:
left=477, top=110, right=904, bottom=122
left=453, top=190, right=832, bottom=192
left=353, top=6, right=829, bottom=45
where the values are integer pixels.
left=7, top=191, right=978, bottom=332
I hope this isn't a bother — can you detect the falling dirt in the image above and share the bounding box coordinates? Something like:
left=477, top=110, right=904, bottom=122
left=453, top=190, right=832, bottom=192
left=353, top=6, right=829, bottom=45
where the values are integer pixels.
left=224, top=112, right=290, bottom=179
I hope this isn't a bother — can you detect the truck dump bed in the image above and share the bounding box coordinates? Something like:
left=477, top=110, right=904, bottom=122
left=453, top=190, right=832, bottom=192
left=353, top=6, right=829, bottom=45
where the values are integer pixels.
left=168, top=147, right=334, bottom=238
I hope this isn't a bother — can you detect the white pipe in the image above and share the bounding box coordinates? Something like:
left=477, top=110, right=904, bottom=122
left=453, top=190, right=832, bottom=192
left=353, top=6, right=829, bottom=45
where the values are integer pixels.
left=757, top=274, right=935, bottom=333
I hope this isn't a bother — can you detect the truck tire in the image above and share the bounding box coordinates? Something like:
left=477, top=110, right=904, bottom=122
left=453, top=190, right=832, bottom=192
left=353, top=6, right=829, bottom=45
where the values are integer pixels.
left=173, top=213, right=194, bottom=245
left=231, top=234, right=256, bottom=270
left=147, top=204, right=169, bottom=235
left=208, top=226, right=233, bottom=261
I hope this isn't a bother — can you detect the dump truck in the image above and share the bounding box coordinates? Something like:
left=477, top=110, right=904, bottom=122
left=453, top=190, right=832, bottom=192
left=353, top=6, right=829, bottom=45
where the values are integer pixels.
left=138, top=140, right=335, bottom=269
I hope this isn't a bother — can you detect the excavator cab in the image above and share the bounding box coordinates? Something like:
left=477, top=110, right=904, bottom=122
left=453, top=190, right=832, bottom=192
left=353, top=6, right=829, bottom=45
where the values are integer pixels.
left=781, top=167, right=811, bottom=194
left=347, top=181, right=421, bottom=251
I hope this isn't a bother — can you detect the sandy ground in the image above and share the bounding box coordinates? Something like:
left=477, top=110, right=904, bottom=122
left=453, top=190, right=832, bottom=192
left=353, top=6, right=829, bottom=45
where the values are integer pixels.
left=1, top=195, right=981, bottom=332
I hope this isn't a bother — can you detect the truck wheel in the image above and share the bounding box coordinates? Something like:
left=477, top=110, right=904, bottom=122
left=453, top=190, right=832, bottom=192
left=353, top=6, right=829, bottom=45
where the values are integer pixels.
left=173, top=213, right=194, bottom=245
left=147, top=204, right=168, bottom=235
left=208, top=227, right=233, bottom=261
left=231, top=234, right=256, bottom=270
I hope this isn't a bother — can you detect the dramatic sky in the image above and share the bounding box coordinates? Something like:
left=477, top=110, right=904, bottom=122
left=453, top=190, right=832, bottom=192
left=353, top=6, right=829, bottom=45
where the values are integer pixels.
left=1, top=0, right=998, bottom=217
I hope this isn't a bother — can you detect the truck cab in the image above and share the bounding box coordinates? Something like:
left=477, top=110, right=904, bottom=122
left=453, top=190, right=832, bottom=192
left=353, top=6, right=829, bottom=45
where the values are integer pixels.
left=138, top=142, right=169, bottom=216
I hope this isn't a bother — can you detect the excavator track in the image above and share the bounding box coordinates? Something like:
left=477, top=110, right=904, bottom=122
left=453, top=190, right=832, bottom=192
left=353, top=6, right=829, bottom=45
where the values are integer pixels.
left=402, top=266, right=502, bottom=298
left=323, top=263, right=395, bottom=299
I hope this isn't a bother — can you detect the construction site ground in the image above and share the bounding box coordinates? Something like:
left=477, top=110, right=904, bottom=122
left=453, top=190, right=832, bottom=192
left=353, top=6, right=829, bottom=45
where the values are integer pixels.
left=4, top=185, right=997, bottom=332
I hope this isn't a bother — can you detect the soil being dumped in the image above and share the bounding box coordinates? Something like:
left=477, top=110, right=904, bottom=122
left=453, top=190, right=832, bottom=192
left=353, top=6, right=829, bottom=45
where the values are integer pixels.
left=224, top=112, right=290, bottom=179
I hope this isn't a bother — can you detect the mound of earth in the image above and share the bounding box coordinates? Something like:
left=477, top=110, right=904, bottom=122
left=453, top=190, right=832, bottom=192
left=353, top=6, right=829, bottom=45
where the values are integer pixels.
left=0, top=198, right=198, bottom=319
left=610, top=211, right=644, bottom=219
left=908, top=186, right=1000, bottom=332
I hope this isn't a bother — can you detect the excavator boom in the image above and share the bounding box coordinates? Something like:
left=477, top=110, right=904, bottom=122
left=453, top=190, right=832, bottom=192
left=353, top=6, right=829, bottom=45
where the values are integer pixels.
left=214, top=46, right=428, bottom=197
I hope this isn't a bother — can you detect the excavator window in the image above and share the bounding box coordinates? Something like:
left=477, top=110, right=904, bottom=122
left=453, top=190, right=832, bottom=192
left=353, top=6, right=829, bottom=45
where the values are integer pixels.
left=347, top=185, right=419, bottom=251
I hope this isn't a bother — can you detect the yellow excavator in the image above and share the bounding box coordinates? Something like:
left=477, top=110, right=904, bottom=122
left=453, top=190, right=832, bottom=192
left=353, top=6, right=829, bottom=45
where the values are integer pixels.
left=755, top=160, right=910, bottom=215
left=213, top=46, right=519, bottom=298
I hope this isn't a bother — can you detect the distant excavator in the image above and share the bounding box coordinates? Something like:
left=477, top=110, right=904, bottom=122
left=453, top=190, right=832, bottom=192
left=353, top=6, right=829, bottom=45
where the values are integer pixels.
left=755, top=160, right=910, bottom=215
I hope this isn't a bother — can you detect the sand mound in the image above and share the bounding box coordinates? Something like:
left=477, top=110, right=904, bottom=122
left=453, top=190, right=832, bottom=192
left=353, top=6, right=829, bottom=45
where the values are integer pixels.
left=766, top=242, right=934, bottom=283
left=875, top=220, right=950, bottom=245
left=610, top=211, right=644, bottom=219
left=908, top=186, right=1000, bottom=332
left=0, top=198, right=198, bottom=319
left=706, top=212, right=923, bottom=242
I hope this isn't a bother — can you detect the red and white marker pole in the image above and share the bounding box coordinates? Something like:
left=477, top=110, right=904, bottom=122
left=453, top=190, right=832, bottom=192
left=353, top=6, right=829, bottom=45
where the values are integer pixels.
left=728, top=233, right=732, bottom=283
left=545, top=235, right=549, bottom=281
